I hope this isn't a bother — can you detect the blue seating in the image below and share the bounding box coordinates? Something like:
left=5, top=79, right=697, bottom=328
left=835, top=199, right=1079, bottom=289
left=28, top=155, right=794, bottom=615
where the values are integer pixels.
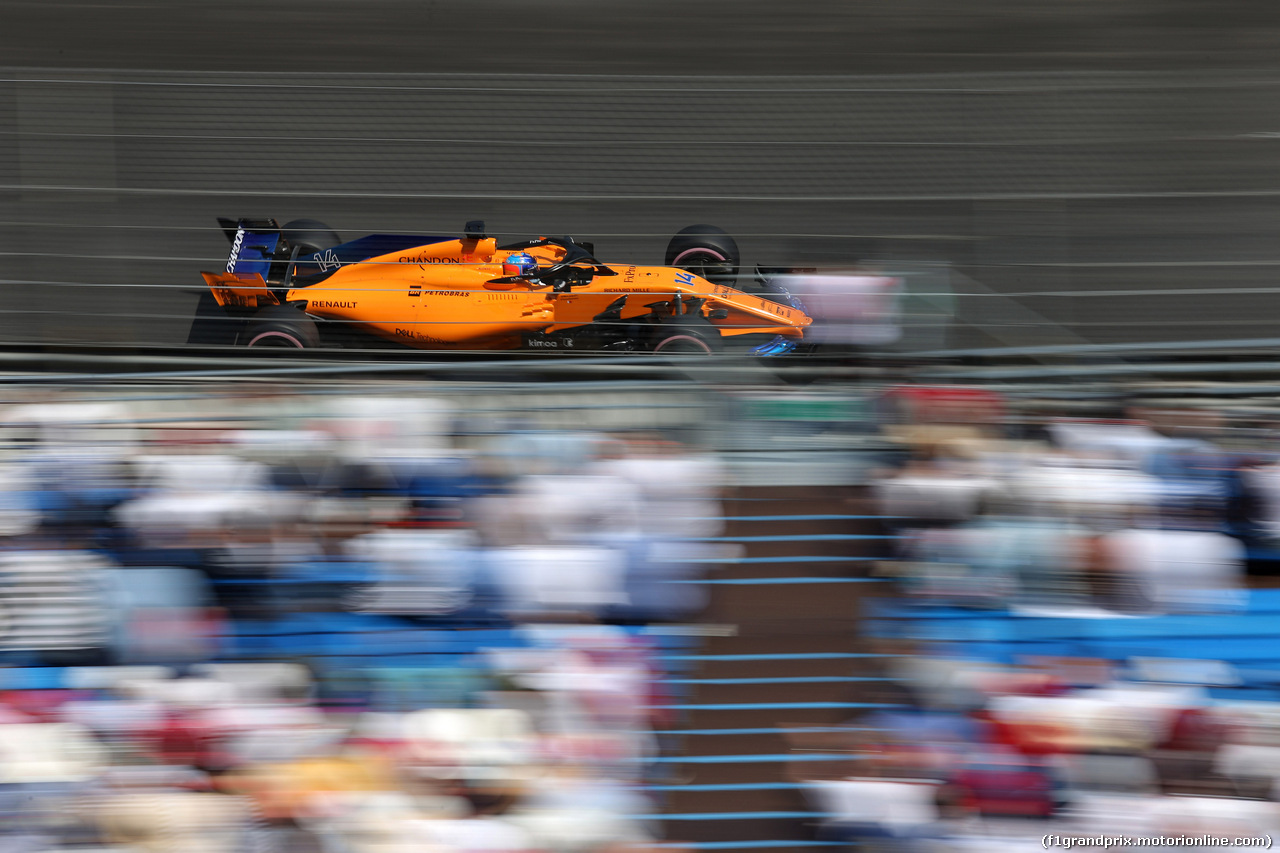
left=891, top=590, right=1280, bottom=705
left=1246, top=589, right=1280, bottom=614
left=0, top=668, right=68, bottom=690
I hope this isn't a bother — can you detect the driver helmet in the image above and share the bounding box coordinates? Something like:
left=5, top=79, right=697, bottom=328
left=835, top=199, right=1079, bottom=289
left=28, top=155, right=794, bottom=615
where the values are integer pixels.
left=502, top=252, right=539, bottom=278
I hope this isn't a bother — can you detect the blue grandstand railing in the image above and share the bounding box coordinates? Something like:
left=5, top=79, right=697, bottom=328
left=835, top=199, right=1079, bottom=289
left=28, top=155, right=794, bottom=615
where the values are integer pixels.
left=652, top=702, right=902, bottom=711
left=658, top=653, right=896, bottom=662
left=650, top=754, right=860, bottom=764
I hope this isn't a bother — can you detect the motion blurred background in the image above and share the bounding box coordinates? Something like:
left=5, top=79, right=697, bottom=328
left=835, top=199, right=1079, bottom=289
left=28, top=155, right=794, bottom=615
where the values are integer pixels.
left=1, top=0, right=1280, bottom=349
left=3, top=3, right=1280, bottom=852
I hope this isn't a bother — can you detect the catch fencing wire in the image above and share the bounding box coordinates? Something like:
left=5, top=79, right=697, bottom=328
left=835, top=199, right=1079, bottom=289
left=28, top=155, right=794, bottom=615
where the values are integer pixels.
left=0, top=68, right=1278, bottom=348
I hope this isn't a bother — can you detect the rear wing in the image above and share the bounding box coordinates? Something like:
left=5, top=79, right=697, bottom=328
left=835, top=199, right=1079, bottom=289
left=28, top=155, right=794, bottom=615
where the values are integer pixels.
left=216, top=218, right=282, bottom=277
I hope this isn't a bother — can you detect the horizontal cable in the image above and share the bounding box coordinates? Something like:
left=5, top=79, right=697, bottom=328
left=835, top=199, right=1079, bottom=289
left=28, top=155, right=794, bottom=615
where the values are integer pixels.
left=15, top=263, right=1280, bottom=290
left=8, top=69, right=1280, bottom=93
left=0, top=305, right=820, bottom=329
left=911, top=336, right=1280, bottom=358
left=1, top=129, right=1194, bottom=148
left=0, top=222, right=986, bottom=240
left=9, top=183, right=1280, bottom=202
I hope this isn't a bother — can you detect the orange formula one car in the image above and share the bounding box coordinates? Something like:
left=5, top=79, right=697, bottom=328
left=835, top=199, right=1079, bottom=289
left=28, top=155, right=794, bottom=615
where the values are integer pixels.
left=188, top=219, right=811, bottom=355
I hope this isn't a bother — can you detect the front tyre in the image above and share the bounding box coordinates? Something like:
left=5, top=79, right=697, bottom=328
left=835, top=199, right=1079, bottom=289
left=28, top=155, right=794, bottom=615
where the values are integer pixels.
left=651, top=316, right=723, bottom=355
left=241, top=305, right=320, bottom=349
left=665, top=225, right=740, bottom=288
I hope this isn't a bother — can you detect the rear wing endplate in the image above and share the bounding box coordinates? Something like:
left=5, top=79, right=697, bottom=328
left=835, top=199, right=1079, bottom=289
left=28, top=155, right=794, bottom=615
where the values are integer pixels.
left=201, top=272, right=281, bottom=309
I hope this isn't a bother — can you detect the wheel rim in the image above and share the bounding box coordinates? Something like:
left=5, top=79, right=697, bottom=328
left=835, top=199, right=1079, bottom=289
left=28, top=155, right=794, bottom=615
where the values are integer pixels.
left=654, top=334, right=713, bottom=355
left=671, top=248, right=735, bottom=286
left=247, top=330, right=305, bottom=348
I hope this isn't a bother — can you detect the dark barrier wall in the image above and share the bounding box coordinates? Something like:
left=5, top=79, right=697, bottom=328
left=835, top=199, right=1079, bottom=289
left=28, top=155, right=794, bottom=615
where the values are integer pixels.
left=1, top=2, right=1279, bottom=350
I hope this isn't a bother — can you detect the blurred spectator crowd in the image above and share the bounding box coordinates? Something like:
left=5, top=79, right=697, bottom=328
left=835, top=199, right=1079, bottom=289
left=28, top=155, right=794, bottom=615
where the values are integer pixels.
left=0, top=390, right=725, bottom=853
left=796, top=388, right=1280, bottom=849
left=15, top=382, right=1280, bottom=851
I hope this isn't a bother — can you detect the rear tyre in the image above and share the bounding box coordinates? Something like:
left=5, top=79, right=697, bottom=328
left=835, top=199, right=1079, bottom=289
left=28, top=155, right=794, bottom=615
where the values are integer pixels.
left=187, top=291, right=243, bottom=346
left=281, top=219, right=341, bottom=255
left=665, top=225, right=740, bottom=288
left=241, top=305, right=320, bottom=349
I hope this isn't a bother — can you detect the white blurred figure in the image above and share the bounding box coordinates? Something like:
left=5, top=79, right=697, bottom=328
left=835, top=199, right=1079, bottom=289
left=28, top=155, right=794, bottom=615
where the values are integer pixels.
left=415, top=811, right=533, bottom=853
left=306, top=789, right=537, bottom=853
left=899, top=522, right=1022, bottom=606
left=317, top=396, right=456, bottom=460
left=188, top=662, right=314, bottom=704
left=94, top=791, right=259, bottom=853
left=1, top=401, right=141, bottom=535
left=344, top=529, right=478, bottom=616
left=1009, top=452, right=1160, bottom=529
left=223, top=427, right=338, bottom=493
left=876, top=457, right=999, bottom=526
left=163, top=667, right=328, bottom=770
left=586, top=435, right=725, bottom=619
left=59, top=692, right=167, bottom=750
left=505, top=770, right=656, bottom=853
left=588, top=435, right=725, bottom=540
left=1101, top=509, right=1245, bottom=614
left=805, top=777, right=941, bottom=844
left=114, top=453, right=304, bottom=549
left=400, top=708, right=535, bottom=784
left=1209, top=703, right=1280, bottom=798
left=1241, top=460, right=1280, bottom=546
left=0, top=550, right=114, bottom=656
left=1141, top=796, right=1280, bottom=850
left=0, top=460, right=40, bottom=537
left=512, top=625, right=660, bottom=780
left=1048, top=418, right=1215, bottom=472
left=0, top=722, right=105, bottom=784
left=900, top=498, right=1093, bottom=610
left=767, top=272, right=903, bottom=348
left=514, top=468, right=643, bottom=544
left=487, top=546, right=630, bottom=617
left=201, top=704, right=343, bottom=768
left=131, top=453, right=272, bottom=493
left=1, top=402, right=141, bottom=475
left=471, top=435, right=673, bottom=619
left=116, top=673, right=237, bottom=710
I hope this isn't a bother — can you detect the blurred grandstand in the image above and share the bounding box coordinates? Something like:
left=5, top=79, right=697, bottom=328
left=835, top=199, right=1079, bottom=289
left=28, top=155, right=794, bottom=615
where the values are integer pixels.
left=0, top=380, right=1276, bottom=850
left=3, top=2, right=1280, bottom=851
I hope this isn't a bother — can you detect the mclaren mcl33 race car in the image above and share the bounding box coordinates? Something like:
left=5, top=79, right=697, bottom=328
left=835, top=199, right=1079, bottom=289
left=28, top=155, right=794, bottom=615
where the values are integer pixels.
left=187, top=219, right=811, bottom=355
